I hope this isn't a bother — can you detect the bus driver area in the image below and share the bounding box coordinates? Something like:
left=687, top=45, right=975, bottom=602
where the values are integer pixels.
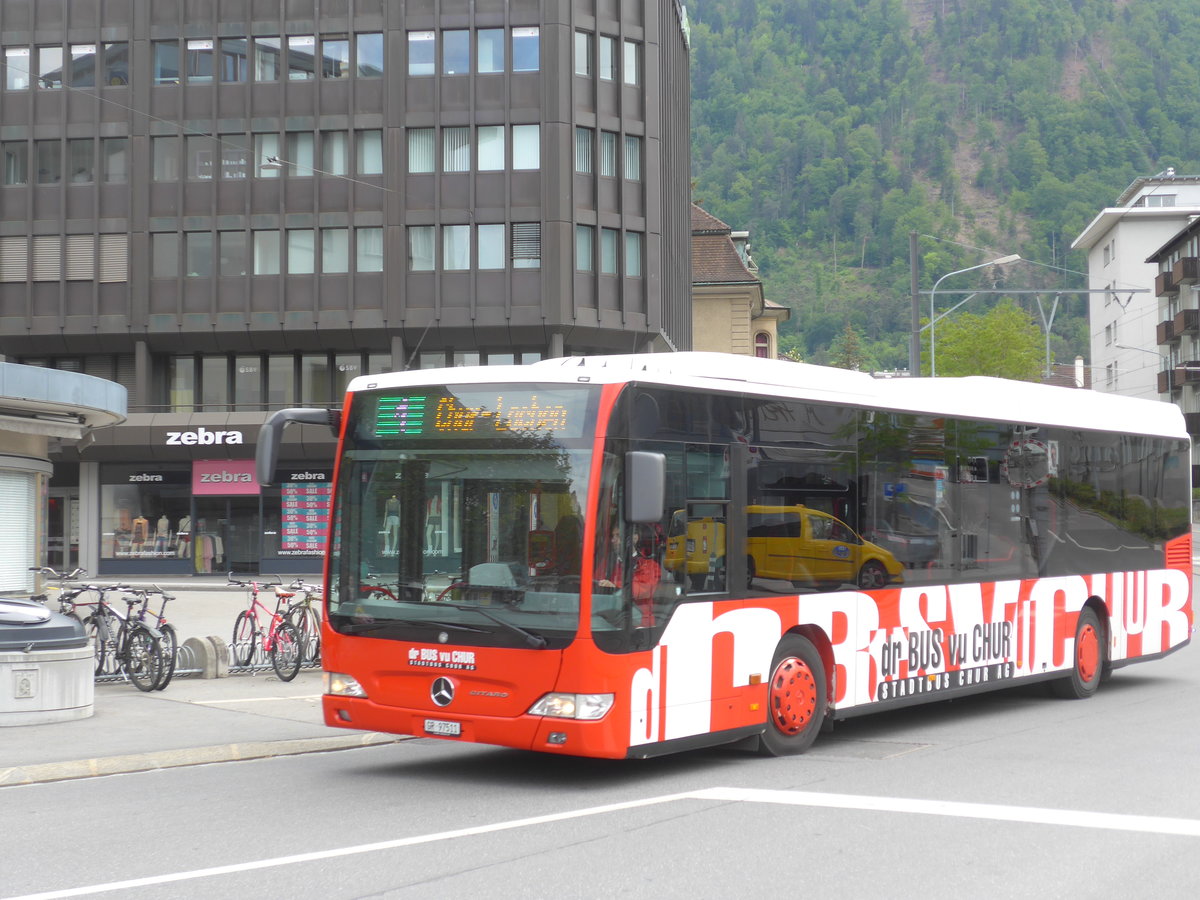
left=258, top=352, right=1194, bottom=759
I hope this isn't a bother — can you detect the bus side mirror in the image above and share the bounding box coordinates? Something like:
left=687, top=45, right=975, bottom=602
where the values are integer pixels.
left=625, top=451, right=665, bottom=524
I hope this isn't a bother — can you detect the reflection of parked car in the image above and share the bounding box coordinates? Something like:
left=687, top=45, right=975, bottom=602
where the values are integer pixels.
left=746, top=505, right=904, bottom=590
left=870, top=520, right=938, bottom=568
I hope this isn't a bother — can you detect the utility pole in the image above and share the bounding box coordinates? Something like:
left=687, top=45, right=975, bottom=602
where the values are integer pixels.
left=909, top=231, right=920, bottom=376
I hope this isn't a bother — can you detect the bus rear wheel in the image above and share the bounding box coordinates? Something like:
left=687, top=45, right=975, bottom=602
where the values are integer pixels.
left=1051, top=607, right=1103, bottom=700
left=760, top=635, right=826, bottom=756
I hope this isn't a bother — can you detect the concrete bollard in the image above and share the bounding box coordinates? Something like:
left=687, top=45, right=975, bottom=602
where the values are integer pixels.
left=182, top=636, right=229, bottom=679
left=206, top=635, right=230, bottom=678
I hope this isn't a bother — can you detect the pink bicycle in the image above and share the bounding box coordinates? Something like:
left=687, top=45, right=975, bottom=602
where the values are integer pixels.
left=227, top=573, right=302, bottom=681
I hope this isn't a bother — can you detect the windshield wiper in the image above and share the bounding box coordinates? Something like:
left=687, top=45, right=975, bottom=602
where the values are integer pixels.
left=441, top=603, right=548, bottom=649
left=339, top=617, right=490, bottom=636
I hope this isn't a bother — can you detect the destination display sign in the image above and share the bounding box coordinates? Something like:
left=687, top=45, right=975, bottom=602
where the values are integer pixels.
left=368, top=386, right=591, bottom=441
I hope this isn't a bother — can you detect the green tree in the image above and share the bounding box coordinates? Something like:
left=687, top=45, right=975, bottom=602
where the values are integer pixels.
left=830, top=322, right=867, bottom=370
left=924, top=299, right=1044, bottom=380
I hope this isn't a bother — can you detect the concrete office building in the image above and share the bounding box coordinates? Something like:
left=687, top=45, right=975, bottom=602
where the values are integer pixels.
left=0, top=0, right=692, bottom=576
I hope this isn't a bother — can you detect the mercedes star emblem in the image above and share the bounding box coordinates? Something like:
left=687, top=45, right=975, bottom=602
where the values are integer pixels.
left=431, top=677, right=455, bottom=707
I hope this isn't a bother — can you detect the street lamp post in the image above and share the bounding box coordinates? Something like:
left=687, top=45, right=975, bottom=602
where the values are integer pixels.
left=929, top=254, right=1021, bottom=377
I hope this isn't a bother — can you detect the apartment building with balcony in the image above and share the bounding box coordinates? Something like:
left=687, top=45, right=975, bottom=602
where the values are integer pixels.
left=1146, top=216, right=1200, bottom=456
left=0, top=0, right=692, bottom=576
left=1071, top=171, right=1200, bottom=401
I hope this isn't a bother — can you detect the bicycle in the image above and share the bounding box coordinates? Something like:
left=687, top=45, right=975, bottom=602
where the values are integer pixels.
left=227, top=573, right=302, bottom=682
left=28, top=566, right=89, bottom=623
left=125, top=585, right=178, bottom=691
left=81, top=583, right=164, bottom=692
left=277, top=578, right=322, bottom=666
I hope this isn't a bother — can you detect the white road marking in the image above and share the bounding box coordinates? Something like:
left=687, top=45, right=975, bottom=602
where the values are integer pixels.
left=9, top=787, right=1200, bottom=899
left=191, top=695, right=321, bottom=705
left=691, top=787, right=1200, bottom=837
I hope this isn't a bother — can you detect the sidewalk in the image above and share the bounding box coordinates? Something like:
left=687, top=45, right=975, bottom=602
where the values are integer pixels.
left=1, top=577, right=403, bottom=788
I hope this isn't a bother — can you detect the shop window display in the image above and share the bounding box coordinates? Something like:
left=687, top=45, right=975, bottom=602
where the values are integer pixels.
left=100, top=465, right=191, bottom=560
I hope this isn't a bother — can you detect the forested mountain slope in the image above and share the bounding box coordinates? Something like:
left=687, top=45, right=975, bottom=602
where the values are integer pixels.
left=689, top=0, right=1200, bottom=369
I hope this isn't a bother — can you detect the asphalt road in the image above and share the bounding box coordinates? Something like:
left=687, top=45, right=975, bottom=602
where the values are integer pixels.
left=4, top=633, right=1199, bottom=900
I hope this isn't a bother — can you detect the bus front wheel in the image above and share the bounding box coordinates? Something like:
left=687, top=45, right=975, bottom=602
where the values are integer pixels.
left=1051, top=607, right=1103, bottom=700
left=760, top=635, right=826, bottom=756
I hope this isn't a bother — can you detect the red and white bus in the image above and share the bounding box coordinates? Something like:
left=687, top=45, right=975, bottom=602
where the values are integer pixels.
left=258, top=352, right=1193, bottom=758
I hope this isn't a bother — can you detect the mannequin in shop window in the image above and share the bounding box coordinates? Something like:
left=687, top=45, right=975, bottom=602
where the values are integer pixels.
left=130, top=515, right=149, bottom=556
left=384, top=495, right=400, bottom=556
left=176, top=515, right=191, bottom=559
left=155, top=515, right=170, bottom=554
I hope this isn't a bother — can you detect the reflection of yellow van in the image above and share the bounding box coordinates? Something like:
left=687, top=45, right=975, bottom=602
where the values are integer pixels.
left=664, top=509, right=726, bottom=588
left=746, top=505, right=903, bottom=590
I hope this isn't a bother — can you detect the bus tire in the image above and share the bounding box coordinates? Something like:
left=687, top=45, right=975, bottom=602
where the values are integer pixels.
left=1050, top=607, right=1103, bottom=700
left=760, top=634, right=826, bottom=756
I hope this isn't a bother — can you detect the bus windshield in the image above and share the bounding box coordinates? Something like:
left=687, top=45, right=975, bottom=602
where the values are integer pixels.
left=326, top=383, right=598, bottom=649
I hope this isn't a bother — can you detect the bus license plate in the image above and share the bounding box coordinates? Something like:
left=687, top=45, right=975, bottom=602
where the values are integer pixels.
left=424, top=719, right=461, bottom=736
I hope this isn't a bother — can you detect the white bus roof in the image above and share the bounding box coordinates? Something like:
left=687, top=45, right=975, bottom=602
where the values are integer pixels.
left=349, top=352, right=1188, bottom=441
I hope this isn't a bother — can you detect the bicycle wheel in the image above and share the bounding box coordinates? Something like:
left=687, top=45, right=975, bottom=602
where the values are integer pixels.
left=82, top=614, right=115, bottom=676
left=269, top=621, right=302, bottom=682
left=122, top=625, right=163, bottom=692
left=288, top=604, right=320, bottom=664
left=154, top=623, right=178, bottom=690
left=231, top=610, right=257, bottom=666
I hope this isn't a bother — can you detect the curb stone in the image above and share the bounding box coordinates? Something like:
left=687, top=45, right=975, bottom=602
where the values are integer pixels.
left=0, top=732, right=407, bottom=787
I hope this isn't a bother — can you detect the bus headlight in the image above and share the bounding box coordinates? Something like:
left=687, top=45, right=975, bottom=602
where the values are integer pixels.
left=528, top=692, right=614, bottom=720
left=324, top=671, right=367, bottom=698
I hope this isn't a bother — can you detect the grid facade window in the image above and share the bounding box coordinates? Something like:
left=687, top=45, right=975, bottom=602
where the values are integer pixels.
left=625, top=232, right=642, bottom=277
left=357, top=129, right=383, bottom=174
left=3, top=141, right=27, bottom=184
left=512, top=27, right=539, bottom=72
left=409, top=32, right=435, bottom=76
left=512, top=125, right=540, bottom=170
left=443, top=225, right=470, bottom=270
left=357, top=33, right=384, bottom=77
left=68, top=139, right=93, bottom=183
left=443, top=127, right=470, bottom=173
left=322, top=37, right=350, bottom=78
left=575, top=128, right=593, bottom=174
left=478, top=126, right=504, bottom=171
left=409, top=226, right=435, bottom=271
left=255, top=133, right=280, bottom=177
left=288, top=36, right=316, bottom=80
left=5, top=48, right=30, bottom=90
left=478, top=224, right=504, bottom=269
left=357, top=227, right=384, bottom=272
left=38, top=46, right=64, bottom=88
left=70, top=44, right=96, bottom=87
left=153, top=41, right=180, bottom=84
left=220, top=38, right=248, bottom=82
left=408, top=129, right=434, bottom=173
left=443, top=31, right=469, bottom=75
left=599, top=36, right=616, bottom=81
left=254, top=37, right=281, bottom=80
left=623, top=40, right=641, bottom=85
left=599, top=132, right=617, bottom=177
left=600, top=228, right=618, bottom=275
left=187, top=39, right=214, bottom=83
left=478, top=29, right=504, bottom=73
left=512, top=222, right=541, bottom=269
left=624, top=135, right=642, bottom=181
left=576, top=225, right=594, bottom=272
left=574, top=32, right=592, bottom=76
